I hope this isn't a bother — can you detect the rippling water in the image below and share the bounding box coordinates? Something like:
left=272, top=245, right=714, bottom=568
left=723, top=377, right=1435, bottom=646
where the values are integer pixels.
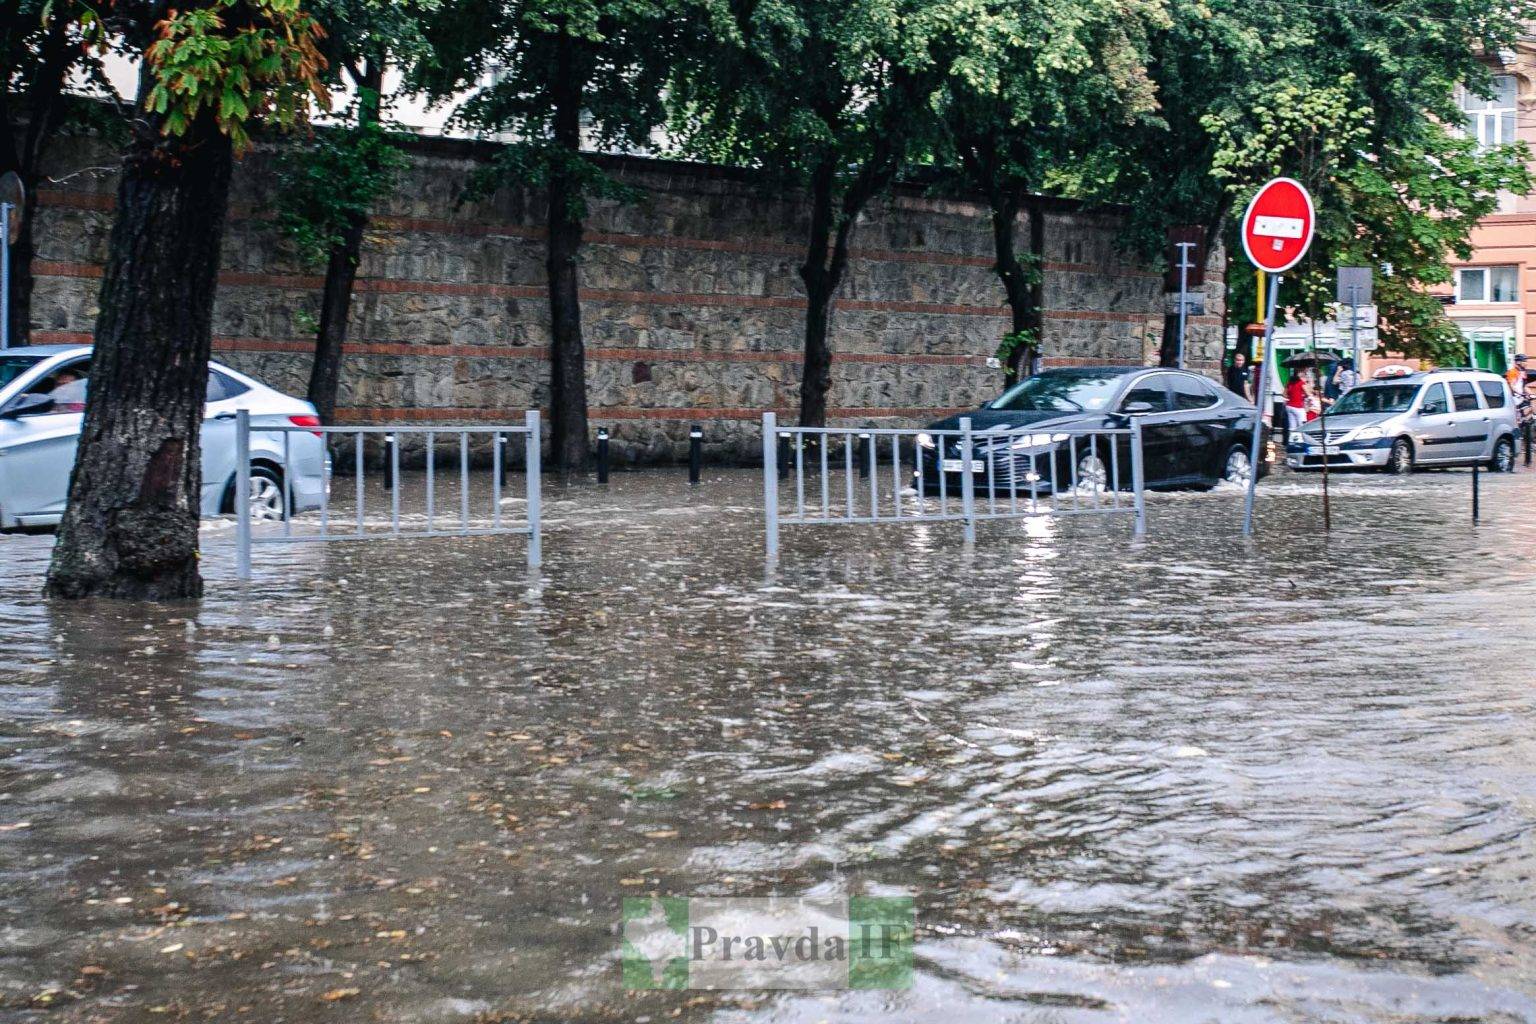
left=2, top=467, right=1534, bottom=1022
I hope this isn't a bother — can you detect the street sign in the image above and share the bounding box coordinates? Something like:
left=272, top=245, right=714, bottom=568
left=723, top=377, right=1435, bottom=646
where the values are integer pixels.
left=0, top=172, right=21, bottom=245
left=1332, top=303, right=1378, bottom=330
left=1240, top=178, right=1315, bottom=274
left=1163, top=293, right=1206, bottom=315
left=1336, top=266, right=1372, bottom=305
left=1163, top=226, right=1205, bottom=290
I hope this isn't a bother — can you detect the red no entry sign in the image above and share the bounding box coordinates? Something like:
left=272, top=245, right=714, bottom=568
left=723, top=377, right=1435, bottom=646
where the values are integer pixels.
left=1240, top=177, right=1314, bottom=274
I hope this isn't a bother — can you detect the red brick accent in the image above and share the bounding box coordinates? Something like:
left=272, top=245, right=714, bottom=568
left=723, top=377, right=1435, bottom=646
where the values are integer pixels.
left=38, top=259, right=1203, bottom=324
left=36, top=188, right=1164, bottom=281
left=332, top=405, right=977, bottom=424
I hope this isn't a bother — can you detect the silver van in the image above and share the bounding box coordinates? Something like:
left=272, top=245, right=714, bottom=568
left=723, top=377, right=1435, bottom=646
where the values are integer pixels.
left=1285, top=369, right=1519, bottom=474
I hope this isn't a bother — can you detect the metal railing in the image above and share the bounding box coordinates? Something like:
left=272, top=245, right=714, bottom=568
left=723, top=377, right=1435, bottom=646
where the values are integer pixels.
left=762, top=412, right=1146, bottom=557
left=233, top=409, right=542, bottom=579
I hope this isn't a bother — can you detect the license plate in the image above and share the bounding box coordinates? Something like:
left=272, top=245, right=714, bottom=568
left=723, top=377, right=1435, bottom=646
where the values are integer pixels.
left=942, top=459, right=984, bottom=473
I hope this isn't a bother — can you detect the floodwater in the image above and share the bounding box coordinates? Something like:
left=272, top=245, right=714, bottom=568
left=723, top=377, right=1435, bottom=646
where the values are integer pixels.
left=2, top=465, right=1536, bottom=1022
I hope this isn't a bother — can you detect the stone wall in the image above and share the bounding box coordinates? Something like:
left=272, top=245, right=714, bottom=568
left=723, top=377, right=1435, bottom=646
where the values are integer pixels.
left=28, top=133, right=1225, bottom=462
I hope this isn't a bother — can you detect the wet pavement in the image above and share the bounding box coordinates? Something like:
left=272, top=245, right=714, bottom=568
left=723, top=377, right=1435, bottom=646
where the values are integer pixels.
left=2, top=465, right=1536, bottom=1022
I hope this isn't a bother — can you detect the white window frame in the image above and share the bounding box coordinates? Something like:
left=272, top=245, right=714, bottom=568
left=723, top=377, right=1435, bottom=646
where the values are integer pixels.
left=1456, top=266, right=1519, bottom=304
left=1458, top=75, right=1517, bottom=150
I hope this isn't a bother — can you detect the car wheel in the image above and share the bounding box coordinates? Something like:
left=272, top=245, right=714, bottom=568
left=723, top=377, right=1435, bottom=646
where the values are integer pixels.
left=1073, top=451, right=1109, bottom=495
left=243, top=466, right=287, bottom=521
left=1489, top=435, right=1516, bottom=473
left=1221, top=445, right=1252, bottom=486
left=1388, top=437, right=1414, bottom=475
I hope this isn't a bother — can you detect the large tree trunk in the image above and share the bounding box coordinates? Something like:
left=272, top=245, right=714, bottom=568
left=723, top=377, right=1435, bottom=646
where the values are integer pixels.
left=45, top=108, right=234, bottom=601
left=544, top=31, right=590, bottom=473
left=1, top=2, right=76, bottom=347
left=3, top=189, right=38, bottom=346
left=797, top=160, right=838, bottom=428
left=306, top=61, right=383, bottom=423
left=990, top=191, right=1045, bottom=384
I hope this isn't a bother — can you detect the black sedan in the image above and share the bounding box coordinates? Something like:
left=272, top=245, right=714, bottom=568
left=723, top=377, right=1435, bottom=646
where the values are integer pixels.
left=915, top=366, right=1269, bottom=494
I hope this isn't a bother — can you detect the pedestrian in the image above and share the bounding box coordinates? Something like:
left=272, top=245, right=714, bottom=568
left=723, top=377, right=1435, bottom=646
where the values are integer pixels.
left=1335, top=357, right=1359, bottom=395
left=1286, top=370, right=1307, bottom=431
left=1304, top=373, right=1322, bottom=422
left=1506, top=353, right=1528, bottom=395
left=1225, top=351, right=1253, bottom=401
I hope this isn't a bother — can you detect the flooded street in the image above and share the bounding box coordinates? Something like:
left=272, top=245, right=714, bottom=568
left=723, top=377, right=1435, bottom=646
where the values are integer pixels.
left=3, top=467, right=1536, bottom=1022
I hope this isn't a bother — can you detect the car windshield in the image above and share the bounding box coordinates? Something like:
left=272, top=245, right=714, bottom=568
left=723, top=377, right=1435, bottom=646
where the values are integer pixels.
left=0, top=355, right=44, bottom=391
left=989, top=371, right=1128, bottom=413
left=1329, top=384, right=1420, bottom=415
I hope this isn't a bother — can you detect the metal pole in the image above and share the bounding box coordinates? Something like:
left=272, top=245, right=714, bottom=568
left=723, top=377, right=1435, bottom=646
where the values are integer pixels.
left=1174, top=241, right=1195, bottom=369
left=688, top=426, right=703, bottom=485
left=1349, top=284, right=1361, bottom=382
left=1131, top=419, right=1147, bottom=537
left=1, top=202, right=11, bottom=351
left=596, top=427, right=610, bottom=484
left=1472, top=462, right=1480, bottom=522
left=1243, top=274, right=1281, bottom=535
left=959, top=417, right=976, bottom=544
left=525, top=410, right=542, bottom=568
left=763, top=413, right=779, bottom=559
left=235, top=409, right=251, bottom=580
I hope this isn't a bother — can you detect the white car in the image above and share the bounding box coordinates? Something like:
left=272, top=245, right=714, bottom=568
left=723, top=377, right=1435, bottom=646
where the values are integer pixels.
left=0, top=344, right=327, bottom=530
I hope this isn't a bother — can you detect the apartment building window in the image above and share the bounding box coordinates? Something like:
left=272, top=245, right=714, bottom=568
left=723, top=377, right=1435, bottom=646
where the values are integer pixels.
left=1456, top=265, right=1520, bottom=303
left=1458, top=75, right=1517, bottom=149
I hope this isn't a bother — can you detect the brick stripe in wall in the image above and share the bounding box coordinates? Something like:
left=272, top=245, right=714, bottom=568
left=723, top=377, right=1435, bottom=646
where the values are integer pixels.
left=36, top=188, right=1167, bottom=281
left=34, top=260, right=1215, bottom=326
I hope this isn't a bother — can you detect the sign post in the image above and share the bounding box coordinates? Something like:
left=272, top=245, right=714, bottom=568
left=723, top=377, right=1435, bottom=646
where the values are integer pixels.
left=0, top=171, right=23, bottom=351
left=1336, top=267, right=1373, bottom=376
left=1174, top=241, right=1198, bottom=368
left=1239, top=178, right=1315, bottom=536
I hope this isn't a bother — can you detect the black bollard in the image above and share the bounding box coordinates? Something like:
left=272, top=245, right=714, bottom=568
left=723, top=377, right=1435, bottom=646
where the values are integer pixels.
left=499, top=433, right=510, bottom=488
left=384, top=433, right=396, bottom=491
left=597, top=427, right=610, bottom=484
left=777, top=432, right=791, bottom=480
left=688, top=426, right=703, bottom=485
left=858, top=433, right=871, bottom=479
left=1473, top=462, right=1481, bottom=522
left=1525, top=420, right=1533, bottom=468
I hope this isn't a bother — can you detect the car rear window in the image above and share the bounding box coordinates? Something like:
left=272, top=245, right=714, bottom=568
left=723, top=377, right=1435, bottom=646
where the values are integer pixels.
left=207, top=369, right=251, bottom=402
left=1449, top=380, right=1479, bottom=412
left=1171, top=373, right=1220, bottom=410
left=1478, top=380, right=1507, bottom=408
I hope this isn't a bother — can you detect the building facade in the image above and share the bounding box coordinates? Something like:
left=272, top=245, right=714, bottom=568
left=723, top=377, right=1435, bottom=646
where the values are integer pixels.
left=1444, top=38, right=1536, bottom=371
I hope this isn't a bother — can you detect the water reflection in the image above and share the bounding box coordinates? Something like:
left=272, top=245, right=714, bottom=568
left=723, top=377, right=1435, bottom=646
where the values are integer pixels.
left=1, top=468, right=1534, bottom=1021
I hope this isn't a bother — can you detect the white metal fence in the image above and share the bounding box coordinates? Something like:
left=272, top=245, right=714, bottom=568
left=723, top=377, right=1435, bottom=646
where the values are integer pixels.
left=761, top=412, right=1146, bottom=557
left=233, top=409, right=542, bottom=578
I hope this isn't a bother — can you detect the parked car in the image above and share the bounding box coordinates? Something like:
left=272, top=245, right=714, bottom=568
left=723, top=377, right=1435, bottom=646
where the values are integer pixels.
left=916, top=366, right=1268, bottom=493
left=0, top=345, right=327, bottom=530
left=1285, top=368, right=1518, bottom=474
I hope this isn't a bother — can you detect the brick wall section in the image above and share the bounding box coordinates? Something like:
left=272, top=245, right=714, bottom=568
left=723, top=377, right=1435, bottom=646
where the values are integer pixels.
left=28, top=134, right=1225, bottom=462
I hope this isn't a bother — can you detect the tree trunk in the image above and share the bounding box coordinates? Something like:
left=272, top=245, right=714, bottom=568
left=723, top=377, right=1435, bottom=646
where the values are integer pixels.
left=1024, top=200, right=1045, bottom=377
left=991, top=193, right=1046, bottom=384
left=44, top=108, right=234, bottom=601
left=1, top=2, right=76, bottom=347
left=306, top=61, right=383, bottom=423
left=544, top=31, right=589, bottom=473
left=307, top=216, right=363, bottom=422
left=4, top=188, right=38, bottom=346
left=797, top=160, right=837, bottom=428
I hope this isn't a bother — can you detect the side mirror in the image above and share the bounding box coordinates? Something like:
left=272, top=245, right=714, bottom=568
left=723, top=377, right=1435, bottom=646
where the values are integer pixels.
left=1121, top=401, right=1156, bottom=415
left=0, top=394, right=55, bottom=419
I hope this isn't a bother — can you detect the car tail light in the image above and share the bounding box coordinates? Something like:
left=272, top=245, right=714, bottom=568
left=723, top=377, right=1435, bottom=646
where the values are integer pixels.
left=289, top=415, right=323, bottom=437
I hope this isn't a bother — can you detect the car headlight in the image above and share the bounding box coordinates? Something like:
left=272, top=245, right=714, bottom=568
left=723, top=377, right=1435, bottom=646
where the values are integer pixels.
left=1354, top=426, right=1383, bottom=441
left=916, top=432, right=936, bottom=450
left=1009, top=432, right=1070, bottom=450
